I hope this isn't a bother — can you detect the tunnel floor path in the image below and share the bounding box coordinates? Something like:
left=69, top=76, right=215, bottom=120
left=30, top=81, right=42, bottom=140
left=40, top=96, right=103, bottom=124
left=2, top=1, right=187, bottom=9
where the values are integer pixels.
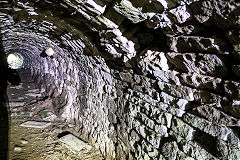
left=7, top=69, right=103, bottom=160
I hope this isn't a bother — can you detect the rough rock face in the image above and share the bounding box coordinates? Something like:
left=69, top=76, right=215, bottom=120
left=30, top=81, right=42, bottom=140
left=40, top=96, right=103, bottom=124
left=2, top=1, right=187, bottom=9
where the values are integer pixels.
left=0, top=0, right=240, bottom=159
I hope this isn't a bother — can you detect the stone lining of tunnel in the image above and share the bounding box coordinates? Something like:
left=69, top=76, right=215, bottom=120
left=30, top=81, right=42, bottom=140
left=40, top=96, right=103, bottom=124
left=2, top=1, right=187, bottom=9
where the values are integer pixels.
left=0, top=0, right=240, bottom=159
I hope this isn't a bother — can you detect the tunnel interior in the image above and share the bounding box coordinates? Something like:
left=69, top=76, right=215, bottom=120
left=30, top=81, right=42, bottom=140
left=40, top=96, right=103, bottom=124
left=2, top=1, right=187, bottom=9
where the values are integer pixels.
left=0, top=0, right=240, bottom=159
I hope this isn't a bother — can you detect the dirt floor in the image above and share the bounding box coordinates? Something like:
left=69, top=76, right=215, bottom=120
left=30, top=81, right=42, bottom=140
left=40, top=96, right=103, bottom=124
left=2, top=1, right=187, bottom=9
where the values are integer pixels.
left=8, top=117, right=103, bottom=160
left=7, top=69, right=104, bottom=160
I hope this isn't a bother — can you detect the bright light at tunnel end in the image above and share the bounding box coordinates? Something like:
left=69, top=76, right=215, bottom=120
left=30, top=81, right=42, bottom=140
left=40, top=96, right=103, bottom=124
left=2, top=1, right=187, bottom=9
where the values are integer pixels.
left=7, top=53, right=24, bottom=69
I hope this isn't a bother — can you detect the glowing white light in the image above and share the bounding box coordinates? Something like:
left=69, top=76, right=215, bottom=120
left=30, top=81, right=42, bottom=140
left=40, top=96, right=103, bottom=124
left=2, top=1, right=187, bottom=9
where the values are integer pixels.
left=7, top=53, right=24, bottom=69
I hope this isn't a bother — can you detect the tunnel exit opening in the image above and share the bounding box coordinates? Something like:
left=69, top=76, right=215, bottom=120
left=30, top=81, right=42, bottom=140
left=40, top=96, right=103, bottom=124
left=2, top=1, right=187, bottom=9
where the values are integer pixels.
left=7, top=53, right=24, bottom=70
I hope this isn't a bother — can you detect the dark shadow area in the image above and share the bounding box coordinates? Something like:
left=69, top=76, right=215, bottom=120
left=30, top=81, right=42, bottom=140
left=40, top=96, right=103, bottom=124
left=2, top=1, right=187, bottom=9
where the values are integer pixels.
left=0, top=33, right=21, bottom=159
left=57, top=131, right=72, bottom=138
left=57, top=131, right=89, bottom=143
left=193, top=129, right=221, bottom=158
left=40, top=50, right=54, bottom=59
left=7, top=68, right=21, bottom=85
left=40, top=50, right=48, bottom=57
left=230, top=126, right=240, bottom=140
left=0, top=33, right=10, bottom=160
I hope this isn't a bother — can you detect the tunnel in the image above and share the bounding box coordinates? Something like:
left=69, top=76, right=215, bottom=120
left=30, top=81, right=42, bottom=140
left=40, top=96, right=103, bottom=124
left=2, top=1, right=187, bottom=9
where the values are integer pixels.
left=0, top=0, right=240, bottom=159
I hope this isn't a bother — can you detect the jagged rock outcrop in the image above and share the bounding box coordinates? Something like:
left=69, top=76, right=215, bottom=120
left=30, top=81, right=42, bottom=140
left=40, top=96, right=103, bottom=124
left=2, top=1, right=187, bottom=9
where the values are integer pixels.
left=0, top=0, right=240, bottom=159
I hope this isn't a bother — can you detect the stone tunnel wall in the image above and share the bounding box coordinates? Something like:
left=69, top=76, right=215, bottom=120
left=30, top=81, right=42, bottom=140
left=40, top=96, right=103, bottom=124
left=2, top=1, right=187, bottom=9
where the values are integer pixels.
left=0, top=11, right=118, bottom=158
left=1, top=0, right=240, bottom=160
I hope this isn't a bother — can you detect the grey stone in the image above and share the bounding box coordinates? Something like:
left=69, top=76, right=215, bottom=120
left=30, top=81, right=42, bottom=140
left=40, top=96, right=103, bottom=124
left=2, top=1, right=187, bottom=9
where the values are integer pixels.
left=20, top=139, right=28, bottom=144
left=99, top=29, right=136, bottom=62
left=14, top=146, right=22, bottom=152
left=180, top=73, right=222, bottom=91
left=43, top=114, right=57, bottom=121
left=59, top=134, right=92, bottom=152
left=158, top=81, right=195, bottom=101
left=169, top=5, right=192, bottom=24
left=183, top=113, right=240, bottom=146
left=145, top=12, right=172, bottom=29
left=9, top=102, right=25, bottom=107
left=177, top=138, right=217, bottom=160
left=20, top=121, right=51, bottom=129
left=191, top=0, right=240, bottom=28
left=162, top=141, right=179, bottom=160
left=166, top=52, right=228, bottom=76
left=168, top=36, right=229, bottom=54
left=193, top=105, right=240, bottom=126
left=1, top=0, right=240, bottom=159
left=119, top=72, right=133, bottom=83
left=171, top=117, right=195, bottom=141
left=11, top=111, right=33, bottom=117
left=217, top=140, right=240, bottom=159
left=113, top=0, right=147, bottom=23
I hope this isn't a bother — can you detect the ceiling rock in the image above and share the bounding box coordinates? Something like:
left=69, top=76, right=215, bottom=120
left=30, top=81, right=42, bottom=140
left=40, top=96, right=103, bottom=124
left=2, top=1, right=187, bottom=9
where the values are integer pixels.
left=1, top=0, right=240, bottom=159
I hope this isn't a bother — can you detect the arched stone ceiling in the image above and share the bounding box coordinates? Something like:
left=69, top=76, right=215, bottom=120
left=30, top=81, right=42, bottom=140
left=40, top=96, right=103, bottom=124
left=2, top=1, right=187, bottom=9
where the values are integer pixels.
left=0, top=0, right=240, bottom=159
